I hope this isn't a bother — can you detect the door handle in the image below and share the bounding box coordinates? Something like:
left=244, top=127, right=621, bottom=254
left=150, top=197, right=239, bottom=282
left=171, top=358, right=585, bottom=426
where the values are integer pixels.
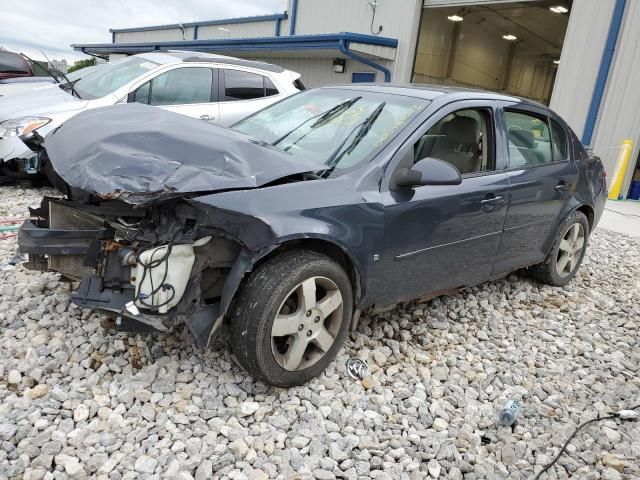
left=200, top=115, right=215, bottom=121
left=555, top=181, right=570, bottom=193
left=480, top=194, right=504, bottom=211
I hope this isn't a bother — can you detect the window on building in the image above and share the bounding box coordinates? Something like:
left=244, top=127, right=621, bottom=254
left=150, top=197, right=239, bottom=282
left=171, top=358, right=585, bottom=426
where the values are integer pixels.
left=144, top=68, right=213, bottom=106
left=223, top=70, right=278, bottom=101
left=505, top=110, right=553, bottom=167
left=414, top=108, right=493, bottom=174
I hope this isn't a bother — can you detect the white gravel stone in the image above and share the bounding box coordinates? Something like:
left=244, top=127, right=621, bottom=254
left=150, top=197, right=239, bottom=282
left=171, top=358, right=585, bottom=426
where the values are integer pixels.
left=134, top=455, right=157, bottom=474
left=0, top=185, right=639, bottom=479
left=8, top=369, right=21, bottom=384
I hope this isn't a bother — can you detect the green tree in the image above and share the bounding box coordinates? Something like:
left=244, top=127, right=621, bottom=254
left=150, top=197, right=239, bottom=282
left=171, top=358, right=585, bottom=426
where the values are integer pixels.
left=68, top=58, right=96, bottom=73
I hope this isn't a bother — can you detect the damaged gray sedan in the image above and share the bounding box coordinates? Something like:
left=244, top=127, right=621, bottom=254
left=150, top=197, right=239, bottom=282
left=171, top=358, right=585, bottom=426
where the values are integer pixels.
left=18, top=85, right=606, bottom=386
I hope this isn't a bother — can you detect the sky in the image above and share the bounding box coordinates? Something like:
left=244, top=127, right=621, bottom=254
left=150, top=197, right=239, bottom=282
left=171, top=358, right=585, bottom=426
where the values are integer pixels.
left=0, top=0, right=286, bottom=65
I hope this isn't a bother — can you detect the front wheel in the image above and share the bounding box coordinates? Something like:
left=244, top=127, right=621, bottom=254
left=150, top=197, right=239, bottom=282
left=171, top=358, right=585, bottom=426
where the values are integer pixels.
left=230, top=250, right=353, bottom=387
left=528, top=210, right=589, bottom=287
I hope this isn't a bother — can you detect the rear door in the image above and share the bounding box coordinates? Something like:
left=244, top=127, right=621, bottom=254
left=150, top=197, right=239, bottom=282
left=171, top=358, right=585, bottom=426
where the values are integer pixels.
left=493, top=103, right=579, bottom=274
left=217, top=68, right=283, bottom=126
left=129, top=66, right=220, bottom=123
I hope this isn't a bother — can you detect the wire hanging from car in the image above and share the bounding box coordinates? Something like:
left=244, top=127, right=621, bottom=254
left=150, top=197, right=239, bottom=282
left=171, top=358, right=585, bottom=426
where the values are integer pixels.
left=532, top=403, right=640, bottom=479
left=132, top=233, right=178, bottom=311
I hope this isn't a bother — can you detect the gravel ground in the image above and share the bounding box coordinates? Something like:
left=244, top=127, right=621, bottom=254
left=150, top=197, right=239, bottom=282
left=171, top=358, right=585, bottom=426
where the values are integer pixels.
left=1, top=185, right=639, bottom=480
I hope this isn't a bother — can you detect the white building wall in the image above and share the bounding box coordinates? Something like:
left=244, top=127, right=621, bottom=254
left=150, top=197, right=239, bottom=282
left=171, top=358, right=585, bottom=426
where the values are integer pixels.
left=549, top=0, right=616, bottom=140
left=115, top=28, right=196, bottom=43
left=197, top=21, right=275, bottom=40
left=550, top=0, right=640, bottom=195
left=259, top=57, right=388, bottom=88
left=289, top=0, right=422, bottom=82
left=590, top=0, right=640, bottom=194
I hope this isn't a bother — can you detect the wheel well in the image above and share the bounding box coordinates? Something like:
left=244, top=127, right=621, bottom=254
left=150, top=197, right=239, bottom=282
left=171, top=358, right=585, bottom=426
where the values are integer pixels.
left=576, top=205, right=594, bottom=231
left=253, top=239, right=363, bottom=304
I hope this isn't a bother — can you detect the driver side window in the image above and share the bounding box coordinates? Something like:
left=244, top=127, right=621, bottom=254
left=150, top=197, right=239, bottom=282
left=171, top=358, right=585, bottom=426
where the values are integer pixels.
left=413, top=108, right=494, bottom=175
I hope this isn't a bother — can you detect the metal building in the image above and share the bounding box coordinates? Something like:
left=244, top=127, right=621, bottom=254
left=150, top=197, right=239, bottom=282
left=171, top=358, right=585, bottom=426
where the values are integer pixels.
left=74, top=0, right=640, bottom=198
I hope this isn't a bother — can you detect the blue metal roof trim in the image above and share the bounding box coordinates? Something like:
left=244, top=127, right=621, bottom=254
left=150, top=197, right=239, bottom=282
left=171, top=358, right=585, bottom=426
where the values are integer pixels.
left=109, top=13, right=288, bottom=34
left=73, top=32, right=399, bottom=53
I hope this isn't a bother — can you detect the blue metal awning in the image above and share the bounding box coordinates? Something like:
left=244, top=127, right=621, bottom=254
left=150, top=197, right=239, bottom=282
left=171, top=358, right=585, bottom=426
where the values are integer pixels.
left=72, top=32, right=398, bottom=81
left=72, top=32, right=397, bottom=55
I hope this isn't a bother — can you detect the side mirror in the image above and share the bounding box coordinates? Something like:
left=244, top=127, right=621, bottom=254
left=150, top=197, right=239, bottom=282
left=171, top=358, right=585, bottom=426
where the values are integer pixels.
left=391, top=157, right=462, bottom=190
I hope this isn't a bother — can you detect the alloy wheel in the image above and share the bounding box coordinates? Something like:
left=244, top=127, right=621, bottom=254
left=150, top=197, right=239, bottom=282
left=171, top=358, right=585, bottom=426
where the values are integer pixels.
left=271, top=276, right=344, bottom=371
left=556, top=223, right=585, bottom=277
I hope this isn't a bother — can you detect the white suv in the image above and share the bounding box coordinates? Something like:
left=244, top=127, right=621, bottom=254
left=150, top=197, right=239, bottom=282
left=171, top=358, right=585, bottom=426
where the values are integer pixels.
left=0, top=51, right=302, bottom=180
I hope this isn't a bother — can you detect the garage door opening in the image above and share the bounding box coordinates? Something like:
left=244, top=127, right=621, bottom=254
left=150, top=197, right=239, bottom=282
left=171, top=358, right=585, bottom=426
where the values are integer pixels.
left=412, top=1, right=572, bottom=104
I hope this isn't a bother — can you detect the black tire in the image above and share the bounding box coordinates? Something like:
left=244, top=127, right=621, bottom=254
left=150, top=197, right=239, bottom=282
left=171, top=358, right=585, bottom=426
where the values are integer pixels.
left=528, top=210, right=590, bottom=287
left=230, top=250, right=353, bottom=387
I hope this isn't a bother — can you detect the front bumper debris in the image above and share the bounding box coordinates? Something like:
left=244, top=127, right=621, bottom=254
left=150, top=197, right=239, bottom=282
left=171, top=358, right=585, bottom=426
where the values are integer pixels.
left=17, top=197, right=246, bottom=347
left=0, top=136, right=40, bottom=175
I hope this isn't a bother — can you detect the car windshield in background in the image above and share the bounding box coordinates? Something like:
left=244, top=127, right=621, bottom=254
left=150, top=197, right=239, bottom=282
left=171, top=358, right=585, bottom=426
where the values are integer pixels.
left=233, top=89, right=428, bottom=173
left=74, top=56, right=159, bottom=100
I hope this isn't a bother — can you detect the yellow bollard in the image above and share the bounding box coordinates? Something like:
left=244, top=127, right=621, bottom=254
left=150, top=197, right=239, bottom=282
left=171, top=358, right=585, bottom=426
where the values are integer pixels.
left=608, top=140, right=634, bottom=200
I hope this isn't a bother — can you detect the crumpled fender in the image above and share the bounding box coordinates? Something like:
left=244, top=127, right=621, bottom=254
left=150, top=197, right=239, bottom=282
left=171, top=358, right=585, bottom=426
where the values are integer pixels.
left=0, top=136, right=34, bottom=162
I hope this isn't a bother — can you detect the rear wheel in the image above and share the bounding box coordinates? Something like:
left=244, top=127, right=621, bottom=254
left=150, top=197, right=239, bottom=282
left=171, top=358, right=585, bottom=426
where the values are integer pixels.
left=528, top=210, right=589, bottom=286
left=230, top=250, right=353, bottom=387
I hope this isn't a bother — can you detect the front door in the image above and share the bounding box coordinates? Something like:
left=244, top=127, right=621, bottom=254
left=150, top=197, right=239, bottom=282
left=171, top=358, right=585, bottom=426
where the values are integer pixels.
left=493, top=105, right=579, bottom=274
left=129, top=66, right=220, bottom=123
left=376, top=101, right=509, bottom=305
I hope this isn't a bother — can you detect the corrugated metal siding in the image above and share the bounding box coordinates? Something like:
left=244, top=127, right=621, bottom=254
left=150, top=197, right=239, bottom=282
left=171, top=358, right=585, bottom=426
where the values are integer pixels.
left=115, top=28, right=195, bottom=43
left=423, top=0, right=536, bottom=5
left=293, top=0, right=421, bottom=82
left=197, top=21, right=275, bottom=40
left=590, top=0, right=640, bottom=194
left=549, top=0, right=615, bottom=139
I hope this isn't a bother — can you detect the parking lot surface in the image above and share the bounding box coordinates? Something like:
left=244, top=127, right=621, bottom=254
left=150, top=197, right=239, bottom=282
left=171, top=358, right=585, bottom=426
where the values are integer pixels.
left=1, top=186, right=639, bottom=480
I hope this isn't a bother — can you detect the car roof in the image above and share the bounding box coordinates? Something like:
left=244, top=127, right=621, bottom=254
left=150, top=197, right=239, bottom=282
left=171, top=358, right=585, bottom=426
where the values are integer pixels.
left=328, top=83, right=549, bottom=109
left=136, top=50, right=285, bottom=73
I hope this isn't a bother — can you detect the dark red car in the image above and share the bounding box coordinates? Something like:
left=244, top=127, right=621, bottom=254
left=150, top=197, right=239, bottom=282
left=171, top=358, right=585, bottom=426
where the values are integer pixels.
left=0, top=51, right=47, bottom=81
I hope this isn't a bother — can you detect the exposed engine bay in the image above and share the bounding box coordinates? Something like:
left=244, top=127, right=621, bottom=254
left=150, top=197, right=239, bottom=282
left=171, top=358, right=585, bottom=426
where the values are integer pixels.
left=19, top=197, right=243, bottom=347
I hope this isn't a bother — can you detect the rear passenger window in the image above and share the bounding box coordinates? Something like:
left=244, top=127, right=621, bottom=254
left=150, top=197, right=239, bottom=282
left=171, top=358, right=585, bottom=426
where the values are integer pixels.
left=223, top=70, right=279, bottom=101
left=505, top=111, right=552, bottom=168
left=550, top=119, right=568, bottom=161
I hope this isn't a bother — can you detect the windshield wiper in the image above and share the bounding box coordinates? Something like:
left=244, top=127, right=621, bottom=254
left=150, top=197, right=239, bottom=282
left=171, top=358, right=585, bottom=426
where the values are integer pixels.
left=320, top=101, right=386, bottom=177
left=39, top=50, right=82, bottom=99
left=20, top=52, right=61, bottom=85
left=271, top=96, right=362, bottom=147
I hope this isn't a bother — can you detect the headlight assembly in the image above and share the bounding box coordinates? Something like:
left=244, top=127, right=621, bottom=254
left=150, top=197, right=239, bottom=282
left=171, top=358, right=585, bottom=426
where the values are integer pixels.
left=0, top=117, right=51, bottom=138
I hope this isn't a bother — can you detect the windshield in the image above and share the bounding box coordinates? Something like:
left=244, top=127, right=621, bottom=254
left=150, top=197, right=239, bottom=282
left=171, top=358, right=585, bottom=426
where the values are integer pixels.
left=233, top=89, right=428, bottom=173
left=74, top=56, right=159, bottom=99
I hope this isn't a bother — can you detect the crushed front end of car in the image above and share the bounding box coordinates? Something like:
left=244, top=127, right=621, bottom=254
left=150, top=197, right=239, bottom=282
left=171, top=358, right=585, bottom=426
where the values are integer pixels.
left=20, top=195, right=245, bottom=346
left=18, top=103, right=326, bottom=347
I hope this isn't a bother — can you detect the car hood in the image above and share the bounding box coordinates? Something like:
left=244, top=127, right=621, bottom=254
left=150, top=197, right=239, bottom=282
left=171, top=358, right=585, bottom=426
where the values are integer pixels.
left=46, top=103, right=326, bottom=206
left=0, top=85, right=86, bottom=121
